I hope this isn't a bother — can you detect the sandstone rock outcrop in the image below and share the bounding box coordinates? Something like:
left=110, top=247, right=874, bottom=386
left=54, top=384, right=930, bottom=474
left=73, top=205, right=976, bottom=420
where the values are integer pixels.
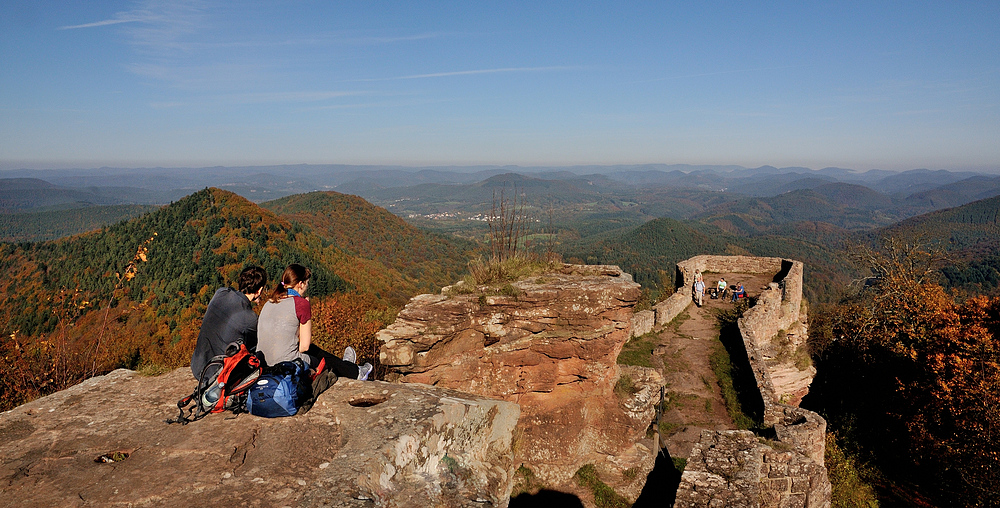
left=0, top=368, right=520, bottom=507
left=377, top=264, right=661, bottom=497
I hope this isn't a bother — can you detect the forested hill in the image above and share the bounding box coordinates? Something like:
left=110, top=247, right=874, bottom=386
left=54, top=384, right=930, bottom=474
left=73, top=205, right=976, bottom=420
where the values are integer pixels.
left=2, top=188, right=340, bottom=349
left=261, top=191, right=476, bottom=295
left=0, top=188, right=474, bottom=409
left=873, top=194, right=1000, bottom=295
left=876, top=194, right=1000, bottom=251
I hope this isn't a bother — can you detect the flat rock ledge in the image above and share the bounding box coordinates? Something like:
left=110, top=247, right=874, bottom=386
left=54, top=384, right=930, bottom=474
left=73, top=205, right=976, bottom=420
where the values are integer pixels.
left=0, top=368, right=520, bottom=508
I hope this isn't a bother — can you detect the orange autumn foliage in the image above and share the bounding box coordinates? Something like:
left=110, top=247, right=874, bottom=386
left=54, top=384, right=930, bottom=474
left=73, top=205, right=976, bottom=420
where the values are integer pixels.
left=814, top=239, right=1000, bottom=506
left=309, top=292, right=389, bottom=377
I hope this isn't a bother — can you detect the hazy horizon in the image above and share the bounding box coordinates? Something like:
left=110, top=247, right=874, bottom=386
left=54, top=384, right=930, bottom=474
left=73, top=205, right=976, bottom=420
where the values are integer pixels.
left=3, top=162, right=1000, bottom=177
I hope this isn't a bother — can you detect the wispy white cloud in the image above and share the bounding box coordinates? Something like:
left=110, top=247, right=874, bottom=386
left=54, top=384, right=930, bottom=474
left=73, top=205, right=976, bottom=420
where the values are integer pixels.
left=57, top=0, right=207, bottom=42
left=58, top=17, right=148, bottom=30
left=122, top=1, right=209, bottom=52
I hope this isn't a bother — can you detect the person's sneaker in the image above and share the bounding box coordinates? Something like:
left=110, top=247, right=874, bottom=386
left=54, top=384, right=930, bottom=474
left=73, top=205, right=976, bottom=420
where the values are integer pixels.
left=343, top=346, right=356, bottom=364
left=357, top=362, right=373, bottom=381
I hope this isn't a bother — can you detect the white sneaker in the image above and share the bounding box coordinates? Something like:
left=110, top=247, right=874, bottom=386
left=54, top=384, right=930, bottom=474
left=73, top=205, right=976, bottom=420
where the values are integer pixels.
left=357, top=362, right=373, bottom=381
left=343, top=346, right=356, bottom=364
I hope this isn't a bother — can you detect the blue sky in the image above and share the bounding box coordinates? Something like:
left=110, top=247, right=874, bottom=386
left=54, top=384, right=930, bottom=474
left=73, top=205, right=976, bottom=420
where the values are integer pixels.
left=2, top=1, right=998, bottom=171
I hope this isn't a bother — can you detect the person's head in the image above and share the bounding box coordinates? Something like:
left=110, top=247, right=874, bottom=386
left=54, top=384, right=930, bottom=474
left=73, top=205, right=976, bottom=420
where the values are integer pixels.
left=238, top=266, right=268, bottom=302
left=269, top=263, right=312, bottom=303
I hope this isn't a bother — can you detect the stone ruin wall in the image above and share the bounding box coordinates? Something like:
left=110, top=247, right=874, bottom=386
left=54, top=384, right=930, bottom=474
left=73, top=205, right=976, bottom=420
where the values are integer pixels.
left=663, top=255, right=830, bottom=507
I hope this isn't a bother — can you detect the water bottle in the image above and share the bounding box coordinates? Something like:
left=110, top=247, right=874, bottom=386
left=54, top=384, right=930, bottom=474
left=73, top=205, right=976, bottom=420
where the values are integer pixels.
left=202, top=381, right=224, bottom=407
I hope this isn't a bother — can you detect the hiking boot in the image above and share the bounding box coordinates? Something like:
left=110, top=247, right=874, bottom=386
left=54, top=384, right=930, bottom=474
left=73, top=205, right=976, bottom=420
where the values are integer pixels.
left=357, top=362, right=373, bottom=381
left=343, top=346, right=356, bottom=364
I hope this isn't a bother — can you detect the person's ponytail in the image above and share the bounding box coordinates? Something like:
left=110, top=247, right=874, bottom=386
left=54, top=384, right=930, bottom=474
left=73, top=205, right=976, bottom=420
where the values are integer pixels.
left=268, top=264, right=311, bottom=303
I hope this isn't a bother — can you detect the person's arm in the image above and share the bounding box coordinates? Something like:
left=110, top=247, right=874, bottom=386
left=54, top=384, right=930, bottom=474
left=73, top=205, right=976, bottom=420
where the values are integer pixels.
left=298, top=319, right=312, bottom=353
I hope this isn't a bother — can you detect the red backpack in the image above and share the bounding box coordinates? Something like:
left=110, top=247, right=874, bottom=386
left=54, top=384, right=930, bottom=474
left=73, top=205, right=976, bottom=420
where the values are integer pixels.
left=167, top=342, right=263, bottom=424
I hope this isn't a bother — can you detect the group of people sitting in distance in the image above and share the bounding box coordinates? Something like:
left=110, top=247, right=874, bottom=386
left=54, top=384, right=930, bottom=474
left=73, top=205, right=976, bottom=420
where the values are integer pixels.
left=692, top=272, right=747, bottom=306
left=190, top=264, right=372, bottom=387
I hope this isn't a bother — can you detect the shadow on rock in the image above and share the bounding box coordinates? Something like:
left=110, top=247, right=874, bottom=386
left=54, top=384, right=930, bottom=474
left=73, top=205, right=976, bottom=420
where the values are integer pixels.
left=509, top=489, right=585, bottom=508
left=632, top=449, right=683, bottom=507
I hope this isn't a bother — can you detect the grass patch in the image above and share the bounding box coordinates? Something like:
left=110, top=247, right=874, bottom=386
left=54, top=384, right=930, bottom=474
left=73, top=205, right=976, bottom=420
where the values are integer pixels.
left=622, top=467, right=640, bottom=481
left=826, top=433, right=880, bottom=508
left=449, top=279, right=476, bottom=295
left=793, top=344, right=812, bottom=371
left=617, top=332, right=658, bottom=368
left=773, top=329, right=792, bottom=362
left=574, top=464, right=631, bottom=508
left=510, top=464, right=545, bottom=498
left=614, top=373, right=639, bottom=398
left=672, top=457, right=687, bottom=473
left=499, top=283, right=520, bottom=298
left=137, top=363, right=171, bottom=376
left=468, top=254, right=555, bottom=286
left=657, top=419, right=679, bottom=437
left=759, top=437, right=795, bottom=453
left=635, top=287, right=653, bottom=312
left=708, top=341, right=757, bottom=430
left=665, top=311, right=690, bottom=332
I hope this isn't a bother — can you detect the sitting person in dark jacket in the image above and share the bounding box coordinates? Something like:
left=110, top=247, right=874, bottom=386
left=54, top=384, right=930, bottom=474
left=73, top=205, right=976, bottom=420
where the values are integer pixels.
left=190, top=266, right=268, bottom=384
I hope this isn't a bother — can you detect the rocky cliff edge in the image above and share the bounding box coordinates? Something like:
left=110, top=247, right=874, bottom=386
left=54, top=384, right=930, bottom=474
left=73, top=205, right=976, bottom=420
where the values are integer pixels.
left=0, top=368, right=520, bottom=508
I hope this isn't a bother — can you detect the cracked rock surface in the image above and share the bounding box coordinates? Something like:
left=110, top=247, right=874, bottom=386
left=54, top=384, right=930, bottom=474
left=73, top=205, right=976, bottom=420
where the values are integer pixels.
left=0, top=368, right=519, bottom=507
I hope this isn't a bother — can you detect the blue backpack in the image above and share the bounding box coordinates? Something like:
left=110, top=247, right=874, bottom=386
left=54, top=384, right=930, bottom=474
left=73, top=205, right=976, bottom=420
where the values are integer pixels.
left=246, top=359, right=312, bottom=418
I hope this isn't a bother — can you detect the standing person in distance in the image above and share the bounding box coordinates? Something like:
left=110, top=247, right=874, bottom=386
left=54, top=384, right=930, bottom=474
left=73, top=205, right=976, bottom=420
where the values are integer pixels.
left=694, top=277, right=706, bottom=307
left=190, top=265, right=267, bottom=385
left=256, top=264, right=372, bottom=381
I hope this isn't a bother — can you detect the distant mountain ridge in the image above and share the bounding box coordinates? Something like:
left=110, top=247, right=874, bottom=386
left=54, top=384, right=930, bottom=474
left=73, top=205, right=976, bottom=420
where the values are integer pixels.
left=5, top=164, right=997, bottom=204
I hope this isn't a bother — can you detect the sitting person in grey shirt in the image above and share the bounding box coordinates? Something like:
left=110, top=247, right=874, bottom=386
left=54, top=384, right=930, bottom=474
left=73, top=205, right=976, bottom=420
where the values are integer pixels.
left=257, top=263, right=372, bottom=381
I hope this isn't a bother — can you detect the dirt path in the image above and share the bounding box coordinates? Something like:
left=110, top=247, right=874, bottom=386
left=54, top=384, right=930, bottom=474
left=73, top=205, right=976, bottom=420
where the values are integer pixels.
left=654, top=272, right=773, bottom=459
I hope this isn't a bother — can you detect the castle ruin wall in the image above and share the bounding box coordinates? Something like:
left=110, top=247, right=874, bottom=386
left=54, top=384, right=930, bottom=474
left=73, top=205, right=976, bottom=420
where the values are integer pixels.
left=666, top=255, right=830, bottom=507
